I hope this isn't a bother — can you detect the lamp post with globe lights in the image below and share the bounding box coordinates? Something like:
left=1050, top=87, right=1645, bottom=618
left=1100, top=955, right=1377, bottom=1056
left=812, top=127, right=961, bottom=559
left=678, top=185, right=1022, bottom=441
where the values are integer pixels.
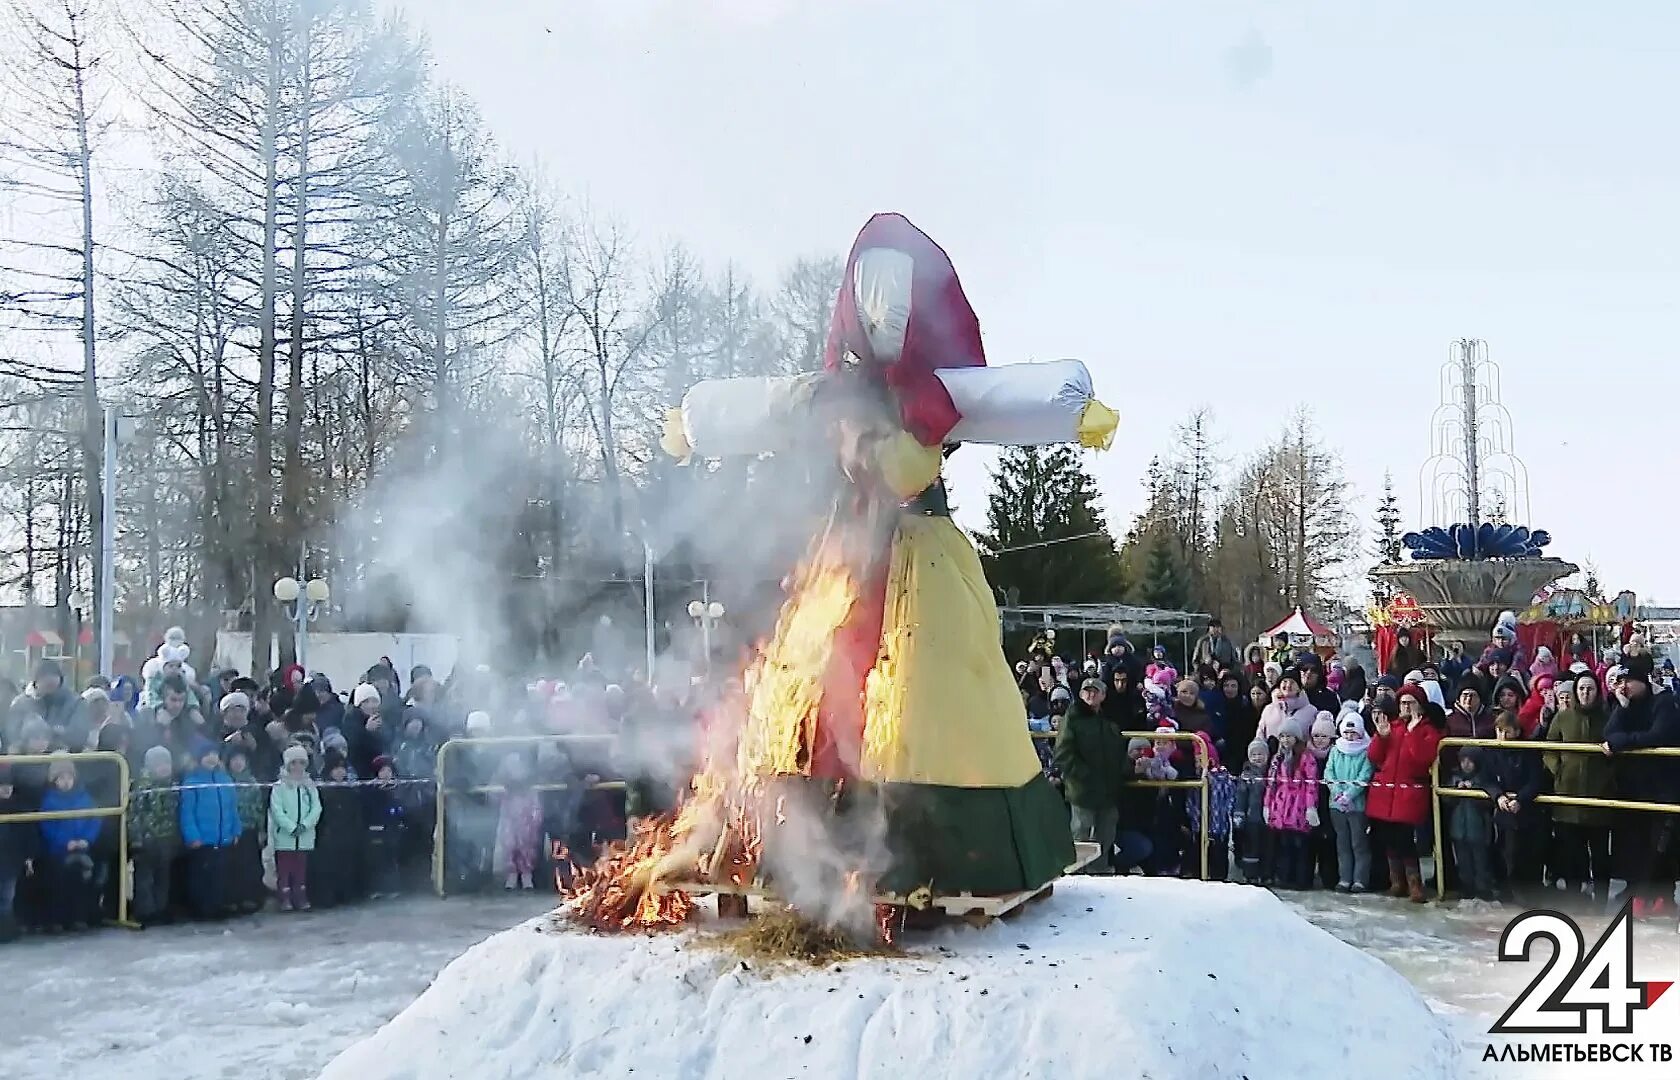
left=687, top=598, right=725, bottom=678
left=274, top=573, right=331, bottom=673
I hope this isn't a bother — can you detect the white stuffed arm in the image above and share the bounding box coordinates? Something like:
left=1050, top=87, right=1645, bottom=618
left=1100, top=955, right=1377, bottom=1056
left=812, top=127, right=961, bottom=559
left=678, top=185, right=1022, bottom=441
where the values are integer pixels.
left=671, top=376, right=809, bottom=458
left=936, top=360, right=1117, bottom=449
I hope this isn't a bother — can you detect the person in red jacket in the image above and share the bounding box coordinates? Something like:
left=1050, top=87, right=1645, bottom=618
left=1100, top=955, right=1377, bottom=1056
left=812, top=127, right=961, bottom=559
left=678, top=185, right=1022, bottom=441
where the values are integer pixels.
left=1366, top=684, right=1445, bottom=903
left=1517, top=675, right=1555, bottom=739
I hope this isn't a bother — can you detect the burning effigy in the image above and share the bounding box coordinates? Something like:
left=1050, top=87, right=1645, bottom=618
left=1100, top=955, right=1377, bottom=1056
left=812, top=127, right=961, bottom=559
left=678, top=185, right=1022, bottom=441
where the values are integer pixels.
left=564, top=213, right=1117, bottom=941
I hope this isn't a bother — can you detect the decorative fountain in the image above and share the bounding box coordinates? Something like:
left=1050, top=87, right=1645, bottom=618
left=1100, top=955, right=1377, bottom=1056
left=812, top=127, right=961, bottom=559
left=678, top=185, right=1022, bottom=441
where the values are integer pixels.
left=1370, top=338, right=1576, bottom=645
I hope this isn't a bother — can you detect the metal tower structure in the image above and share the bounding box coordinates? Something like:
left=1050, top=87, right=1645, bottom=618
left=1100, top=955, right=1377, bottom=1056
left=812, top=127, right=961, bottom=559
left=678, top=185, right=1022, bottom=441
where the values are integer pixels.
left=1419, top=338, right=1531, bottom=528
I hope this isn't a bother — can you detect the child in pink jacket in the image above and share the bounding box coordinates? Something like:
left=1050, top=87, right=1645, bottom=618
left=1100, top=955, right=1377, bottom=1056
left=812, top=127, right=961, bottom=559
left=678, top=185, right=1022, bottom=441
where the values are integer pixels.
left=1263, top=716, right=1320, bottom=890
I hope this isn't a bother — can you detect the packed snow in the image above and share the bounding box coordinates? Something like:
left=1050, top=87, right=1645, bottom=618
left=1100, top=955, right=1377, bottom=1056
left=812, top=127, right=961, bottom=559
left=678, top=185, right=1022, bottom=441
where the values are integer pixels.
left=0, top=893, right=555, bottom=1080
left=320, top=877, right=1463, bottom=1080
left=1285, top=888, right=1680, bottom=1080
left=7, top=883, right=1676, bottom=1078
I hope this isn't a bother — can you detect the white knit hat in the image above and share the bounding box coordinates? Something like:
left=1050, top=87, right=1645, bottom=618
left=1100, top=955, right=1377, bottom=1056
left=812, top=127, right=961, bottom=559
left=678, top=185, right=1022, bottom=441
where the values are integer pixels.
left=466, top=710, right=492, bottom=732
left=352, top=683, right=381, bottom=708
left=219, top=691, right=251, bottom=714
left=282, top=744, right=310, bottom=768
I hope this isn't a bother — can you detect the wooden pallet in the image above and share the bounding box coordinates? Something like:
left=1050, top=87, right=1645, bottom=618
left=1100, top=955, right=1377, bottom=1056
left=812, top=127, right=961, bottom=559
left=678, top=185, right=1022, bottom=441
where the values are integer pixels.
left=666, top=841, right=1101, bottom=924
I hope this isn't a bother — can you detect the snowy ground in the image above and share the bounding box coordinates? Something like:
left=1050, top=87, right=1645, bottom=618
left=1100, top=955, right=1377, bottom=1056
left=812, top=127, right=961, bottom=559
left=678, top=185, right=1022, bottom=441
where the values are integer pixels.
left=4, top=883, right=1675, bottom=1079
left=320, top=877, right=1462, bottom=1080
left=0, top=893, right=554, bottom=1080
left=1285, top=887, right=1680, bottom=1079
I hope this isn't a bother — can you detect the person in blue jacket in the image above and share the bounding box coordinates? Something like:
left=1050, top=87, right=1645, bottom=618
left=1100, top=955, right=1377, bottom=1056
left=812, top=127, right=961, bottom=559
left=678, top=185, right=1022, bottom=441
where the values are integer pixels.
left=178, top=737, right=242, bottom=919
left=38, top=757, right=104, bottom=931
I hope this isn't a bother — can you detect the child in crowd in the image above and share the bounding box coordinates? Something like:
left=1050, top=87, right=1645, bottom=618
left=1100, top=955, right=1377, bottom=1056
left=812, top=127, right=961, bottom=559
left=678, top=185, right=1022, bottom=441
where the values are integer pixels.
left=128, top=745, right=181, bottom=925
left=1447, top=747, right=1498, bottom=901
left=38, top=758, right=104, bottom=930
left=1263, top=718, right=1319, bottom=889
left=1485, top=710, right=1545, bottom=901
left=1305, top=713, right=1338, bottom=889
left=1233, top=738, right=1270, bottom=884
left=223, top=747, right=267, bottom=913
left=494, top=753, right=543, bottom=890
left=1324, top=714, right=1374, bottom=892
left=269, top=744, right=321, bottom=912
left=179, top=739, right=242, bottom=919
left=363, top=755, right=405, bottom=899
left=313, top=751, right=364, bottom=908
left=0, top=763, right=36, bottom=941
left=1183, top=730, right=1234, bottom=881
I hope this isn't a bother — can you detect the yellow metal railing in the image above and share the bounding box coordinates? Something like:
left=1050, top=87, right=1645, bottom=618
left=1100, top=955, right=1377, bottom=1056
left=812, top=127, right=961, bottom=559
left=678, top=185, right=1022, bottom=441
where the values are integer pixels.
left=0, top=751, right=134, bottom=928
left=1430, top=737, right=1680, bottom=900
left=431, top=735, right=626, bottom=897
left=1033, top=727, right=1212, bottom=880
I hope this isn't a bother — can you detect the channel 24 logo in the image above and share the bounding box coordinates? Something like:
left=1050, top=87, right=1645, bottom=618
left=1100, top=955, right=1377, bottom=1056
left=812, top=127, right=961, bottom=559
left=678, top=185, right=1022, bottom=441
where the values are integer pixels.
left=1484, top=903, right=1674, bottom=1068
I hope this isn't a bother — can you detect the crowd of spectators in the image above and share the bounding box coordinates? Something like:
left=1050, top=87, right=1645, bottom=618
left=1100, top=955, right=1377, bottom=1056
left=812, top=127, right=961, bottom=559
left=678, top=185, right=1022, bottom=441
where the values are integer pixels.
left=0, top=630, right=693, bottom=942
left=1026, top=616, right=1680, bottom=919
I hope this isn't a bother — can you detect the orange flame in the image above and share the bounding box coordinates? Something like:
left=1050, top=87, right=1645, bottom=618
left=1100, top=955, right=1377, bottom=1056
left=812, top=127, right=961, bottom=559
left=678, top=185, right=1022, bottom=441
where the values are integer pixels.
left=563, top=547, right=866, bottom=934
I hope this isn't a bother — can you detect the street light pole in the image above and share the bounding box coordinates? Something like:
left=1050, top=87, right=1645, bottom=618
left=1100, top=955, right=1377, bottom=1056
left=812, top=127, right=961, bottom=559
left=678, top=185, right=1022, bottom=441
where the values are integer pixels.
left=97, top=405, right=117, bottom=676
left=643, top=537, right=656, bottom=684
left=687, top=589, right=726, bottom=680
left=274, top=544, right=330, bottom=675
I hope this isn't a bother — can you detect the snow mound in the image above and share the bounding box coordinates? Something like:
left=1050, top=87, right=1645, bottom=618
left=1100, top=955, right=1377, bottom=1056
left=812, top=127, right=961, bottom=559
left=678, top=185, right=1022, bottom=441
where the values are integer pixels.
left=321, top=877, right=1462, bottom=1080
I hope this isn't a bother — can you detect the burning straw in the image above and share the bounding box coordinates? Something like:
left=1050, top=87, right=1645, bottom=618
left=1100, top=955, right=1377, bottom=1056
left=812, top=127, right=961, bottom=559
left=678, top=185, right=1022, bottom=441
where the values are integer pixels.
left=697, top=905, right=900, bottom=967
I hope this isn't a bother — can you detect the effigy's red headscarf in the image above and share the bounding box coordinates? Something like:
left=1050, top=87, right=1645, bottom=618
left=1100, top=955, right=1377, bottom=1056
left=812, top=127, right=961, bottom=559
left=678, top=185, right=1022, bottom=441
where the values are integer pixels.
left=822, top=213, right=987, bottom=447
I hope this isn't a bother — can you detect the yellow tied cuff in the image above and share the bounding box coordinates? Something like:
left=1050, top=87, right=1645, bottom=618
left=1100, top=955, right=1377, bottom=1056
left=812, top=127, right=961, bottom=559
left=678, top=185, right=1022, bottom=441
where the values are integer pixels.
left=660, top=408, right=692, bottom=462
left=1077, top=399, right=1119, bottom=451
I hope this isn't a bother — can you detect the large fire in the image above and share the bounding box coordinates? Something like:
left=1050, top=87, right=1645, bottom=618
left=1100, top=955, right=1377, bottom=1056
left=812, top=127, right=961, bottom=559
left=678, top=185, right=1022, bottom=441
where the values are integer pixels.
left=562, top=550, right=863, bottom=932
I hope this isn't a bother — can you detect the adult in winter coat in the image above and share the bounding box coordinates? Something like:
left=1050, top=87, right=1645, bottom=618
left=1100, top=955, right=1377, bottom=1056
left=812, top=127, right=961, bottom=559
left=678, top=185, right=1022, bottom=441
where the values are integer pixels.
left=1544, top=672, right=1616, bottom=901
left=1389, top=628, right=1426, bottom=679
left=29, top=660, right=85, bottom=749
left=1366, top=685, right=1444, bottom=902
left=1443, top=681, right=1492, bottom=770
left=1053, top=679, right=1126, bottom=874
left=1257, top=671, right=1318, bottom=746
left=0, top=761, right=38, bottom=941
left=178, top=739, right=242, bottom=918
left=1338, top=663, right=1370, bottom=706
left=269, top=744, right=322, bottom=911
left=1191, top=617, right=1242, bottom=673
left=1602, top=657, right=1680, bottom=914
left=1517, top=675, right=1555, bottom=740
left=1217, top=672, right=1259, bottom=766
left=312, top=751, right=365, bottom=907
left=1171, top=680, right=1215, bottom=739
left=1297, top=656, right=1341, bottom=719
left=1489, top=675, right=1526, bottom=723
left=1103, top=634, right=1147, bottom=691
left=1099, top=665, right=1147, bottom=732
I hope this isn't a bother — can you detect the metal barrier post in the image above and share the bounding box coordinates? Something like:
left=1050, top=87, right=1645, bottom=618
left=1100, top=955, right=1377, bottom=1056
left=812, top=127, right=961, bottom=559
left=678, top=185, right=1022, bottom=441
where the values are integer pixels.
left=1117, top=729, right=1213, bottom=880
left=432, top=743, right=449, bottom=898
left=1430, top=737, right=1680, bottom=902
left=1431, top=758, right=1444, bottom=901
left=1032, top=727, right=1214, bottom=879
left=0, top=750, right=134, bottom=928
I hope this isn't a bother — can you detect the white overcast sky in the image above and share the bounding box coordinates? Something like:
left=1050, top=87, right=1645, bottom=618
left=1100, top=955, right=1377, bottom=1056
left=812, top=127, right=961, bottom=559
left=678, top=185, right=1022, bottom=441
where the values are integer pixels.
left=395, top=0, right=1680, bottom=603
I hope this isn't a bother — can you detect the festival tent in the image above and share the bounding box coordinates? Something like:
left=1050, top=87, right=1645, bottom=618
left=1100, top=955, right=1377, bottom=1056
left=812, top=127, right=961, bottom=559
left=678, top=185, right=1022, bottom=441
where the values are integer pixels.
left=1260, top=606, right=1338, bottom=659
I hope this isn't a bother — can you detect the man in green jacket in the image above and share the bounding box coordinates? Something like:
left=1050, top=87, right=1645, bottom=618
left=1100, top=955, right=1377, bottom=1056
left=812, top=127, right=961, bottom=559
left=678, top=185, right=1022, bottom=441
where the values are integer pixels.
left=1053, top=678, right=1126, bottom=875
